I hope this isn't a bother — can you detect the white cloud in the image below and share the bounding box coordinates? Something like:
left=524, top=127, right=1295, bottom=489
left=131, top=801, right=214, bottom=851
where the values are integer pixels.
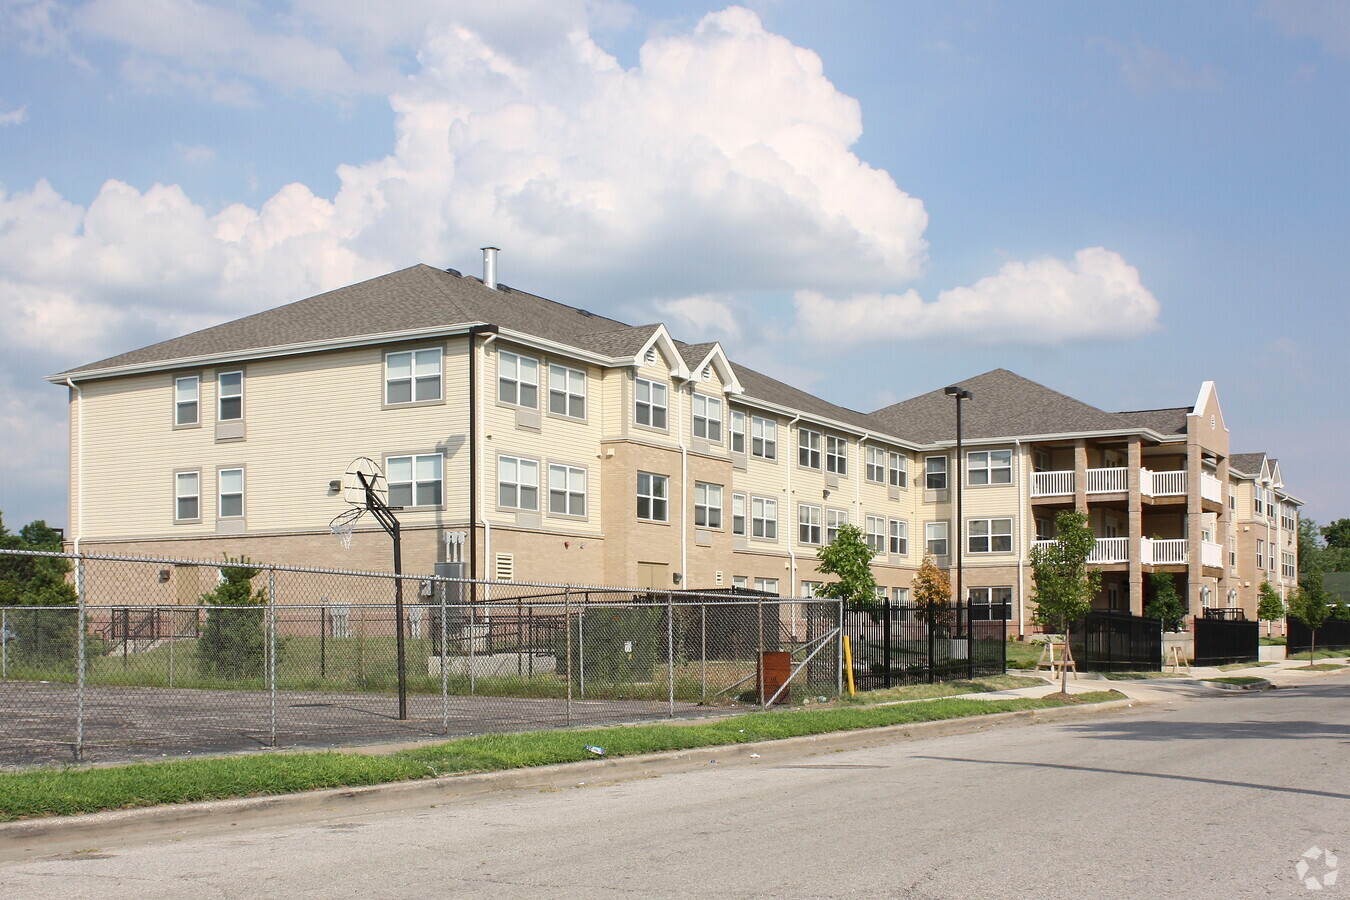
left=656, top=294, right=742, bottom=342
left=1264, top=0, right=1350, bottom=58
left=175, top=142, right=216, bottom=164
left=0, top=106, right=28, bottom=125
left=1090, top=39, right=1224, bottom=93
left=793, top=248, right=1161, bottom=346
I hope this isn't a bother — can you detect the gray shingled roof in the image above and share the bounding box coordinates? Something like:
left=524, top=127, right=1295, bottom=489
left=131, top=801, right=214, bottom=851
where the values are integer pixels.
left=733, top=364, right=880, bottom=434
left=1229, top=453, right=1268, bottom=476
left=868, top=369, right=1133, bottom=443
left=1114, top=407, right=1188, bottom=436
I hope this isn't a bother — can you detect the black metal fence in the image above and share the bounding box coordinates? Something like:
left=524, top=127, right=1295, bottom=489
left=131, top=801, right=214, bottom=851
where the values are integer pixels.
left=1288, top=616, right=1350, bottom=654
left=1069, top=611, right=1162, bottom=672
left=1194, top=614, right=1259, bottom=666
left=844, top=600, right=1007, bottom=689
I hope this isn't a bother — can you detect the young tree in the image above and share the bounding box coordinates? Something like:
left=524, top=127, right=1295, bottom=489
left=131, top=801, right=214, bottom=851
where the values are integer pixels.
left=1256, top=580, right=1285, bottom=637
left=0, top=513, right=79, bottom=667
left=196, top=556, right=271, bottom=680
left=1287, top=573, right=1331, bottom=666
left=1145, top=572, right=1186, bottom=632
left=814, top=524, right=879, bottom=610
left=1321, top=518, right=1350, bottom=550
left=1029, top=509, right=1102, bottom=694
left=911, top=555, right=953, bottom=632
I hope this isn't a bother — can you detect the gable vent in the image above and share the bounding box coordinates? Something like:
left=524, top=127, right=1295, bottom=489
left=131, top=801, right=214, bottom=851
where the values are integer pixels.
left=494, top=553, right=514, bottom=582
left=645, top=348, right=659, bottom=366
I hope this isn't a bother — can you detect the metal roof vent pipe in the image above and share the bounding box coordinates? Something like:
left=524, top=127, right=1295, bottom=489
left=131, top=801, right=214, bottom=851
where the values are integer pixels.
left=482, top=246, right=500, bottom=290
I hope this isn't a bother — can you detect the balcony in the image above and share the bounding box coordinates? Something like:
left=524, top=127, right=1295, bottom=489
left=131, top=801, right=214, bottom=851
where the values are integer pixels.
left=1201, top=540, right=1223, bottom=568
left=1030, top=470, right=1074, bottom=497
left=1200, top=471, right=1223, bottom=505
left=1141, top=537, right=1187, bottom=565
left=1140, top=468, right=1186, bottom=498
left=1085, top=467, right=1127, bottom=493
left=1032, top=537, right=1130, bottom=564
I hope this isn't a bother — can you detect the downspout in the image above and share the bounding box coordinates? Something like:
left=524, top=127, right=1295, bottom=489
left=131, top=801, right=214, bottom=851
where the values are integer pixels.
left=786, top=414, right=801, bottom=593
left=679, top=380, right=689, bottom=587
left=1015, top=438, right=1024, bottom=639
left=469, top=327, right=499, bottom=582
left=65, top=378, right=83, bottom=555
left=856, top=432, right=869, bottom=595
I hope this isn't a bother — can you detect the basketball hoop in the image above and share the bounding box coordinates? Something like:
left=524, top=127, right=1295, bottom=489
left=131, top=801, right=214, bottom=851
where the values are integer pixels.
left=329, top=507, right=366, bottom=550
left=341, top=457, right=388, bottom=508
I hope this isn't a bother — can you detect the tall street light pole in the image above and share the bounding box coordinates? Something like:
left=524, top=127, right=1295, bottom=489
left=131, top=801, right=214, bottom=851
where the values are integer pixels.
left=945, top=385, right=974, bottom=679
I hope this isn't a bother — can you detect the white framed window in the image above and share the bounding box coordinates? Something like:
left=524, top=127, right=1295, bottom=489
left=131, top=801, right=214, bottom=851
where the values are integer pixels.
left=751, top=497, right=778, bottom=540
left=798, top=427, right=821, bottom=469
left=865, top=447, right=886, bottom=483
left=732, top=493, right=747, bottom=536
left=218, top=468, right=244, bottom=518
left=967, top=450, right=1012, bottom=485
left=548, top=364, right=587, bottom=419
left=386, top=348, right=442, bottom=404
left=218, top=371, right=243, bottom=421
left=692, top=394, right=723, bottom=442
left=865, top=516, right=886, bottom=554
left=925, top=456, right=948, bottom=490
left=730, top=410, right=746, bottom=453
left=1256, top=539, right=1265, bottom=570
left=732, top=575, right=749, bottom=590
left=925, top=521, right=949, bottom=557
left=694, top=482, right=723, bottom=529
left=826, top=435, right=848, bottom=475
left=1229, top=536, right=1237, bottom=568
left=892, top=587, right=909, bottom=605
left=387, top=453, right=444, bottom=508
left=889, top=452, right=907, bottom=488
left=969, top=587, right=1012, bottom=621
left=175, top=471, right=200, bottom=521
left=174, top=375, right=200, bottom=426
left=1282, top=551, right=1296, bottom=578
left=798, top=504, right=822, bottom=545
left=801, top=581, right=823, bottom=598
left=498, top=455, right=540, bottom=511
left=969, top=518, right=1013, bottom=553
left=1281, top=506, right=1296, bottom=531
left=1228, top=487, right=1236, bottom=512
left=548, top=464, right=587, bottom=517
left=635, top=378, right=668, bottom=429
left=889, top=519, right=908, bottom=556
left=637, top=472, right=669, bottom=522
left=1253, top=487, right=1264, bottom=516
left=754, top=577, right=779, bottom=594
left=751, top=416, right=777, bottom=460
left=498, top=350, right=539, bottom=408
left=825, top=509, right=848, bottom=544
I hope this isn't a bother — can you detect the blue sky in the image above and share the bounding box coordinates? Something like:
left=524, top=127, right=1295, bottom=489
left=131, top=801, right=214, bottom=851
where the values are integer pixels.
left=1, top=0, right=1346, bottom=530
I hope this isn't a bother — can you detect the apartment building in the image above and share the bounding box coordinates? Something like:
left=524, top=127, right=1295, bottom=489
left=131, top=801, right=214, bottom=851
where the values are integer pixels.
left=48, top=255, right=1299, bottom=634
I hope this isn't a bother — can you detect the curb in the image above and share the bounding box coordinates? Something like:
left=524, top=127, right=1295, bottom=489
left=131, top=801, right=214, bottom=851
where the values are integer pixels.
left=1200, top=678, right=1274, bottom=692
left=0, top=698, right=1136, bottom=854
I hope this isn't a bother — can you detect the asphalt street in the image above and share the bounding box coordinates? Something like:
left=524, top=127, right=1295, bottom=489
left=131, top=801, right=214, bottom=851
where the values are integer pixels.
left=2, top=676, right=1347, bottom=899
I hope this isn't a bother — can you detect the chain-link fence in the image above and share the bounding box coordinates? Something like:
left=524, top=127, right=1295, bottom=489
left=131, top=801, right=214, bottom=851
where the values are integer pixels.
left=0, top=549, right=842, bottom=767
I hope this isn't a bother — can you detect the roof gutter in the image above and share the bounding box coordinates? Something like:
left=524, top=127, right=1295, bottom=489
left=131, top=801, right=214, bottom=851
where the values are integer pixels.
left=64, top=378, right=83, bottom=555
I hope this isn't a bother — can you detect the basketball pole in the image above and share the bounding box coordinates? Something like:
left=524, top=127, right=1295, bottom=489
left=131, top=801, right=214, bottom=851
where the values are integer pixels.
left=359, top=471, right=407, bottom=720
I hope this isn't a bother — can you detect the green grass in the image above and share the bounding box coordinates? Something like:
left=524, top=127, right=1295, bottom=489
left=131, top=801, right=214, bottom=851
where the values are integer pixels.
left=1260, top=636, right=1287, bottom=646
left=1287, top=649, right=1348, bottom=661
left=1203, top=676, right=1267, bottom=686
left=1215, top=661, right=1275, bottom=671
left=1287, top=663, right=1348, bottom=672
left=1005, top=640, right=1044, bottom=670
left=851, top=675, right=1044, bottom=704
left=1100, top=671, right=1190, bottom=680
left=0, top=690, right=1124, bottom=822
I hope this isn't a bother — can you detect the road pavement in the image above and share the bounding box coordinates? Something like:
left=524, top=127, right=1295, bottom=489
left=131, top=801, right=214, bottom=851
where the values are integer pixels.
left=2, top=672, right=1346, bottom=899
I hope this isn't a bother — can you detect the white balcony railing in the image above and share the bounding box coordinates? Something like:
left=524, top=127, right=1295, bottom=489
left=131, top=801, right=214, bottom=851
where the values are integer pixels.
left=1141, top=469, right=1187, bottom=497
left=1086, top=467, right=1127, bottom=494
left=1031, top=537, right=1130, bottom=564
left=1030, top=470, right=1074, bottom=497
left=1200, top=471, right=1223, bottom=504
left=1201, top=540, right=1223, bottom=568
left=1141, top=537, right=1187, bottom=565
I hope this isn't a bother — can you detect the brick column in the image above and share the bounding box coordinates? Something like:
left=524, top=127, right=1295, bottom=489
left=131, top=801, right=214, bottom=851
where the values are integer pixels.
left=1186, top=442, right=1203, bottom=619
left=1127, top=436, right=1144, bottom=615
left=1073, top=440, right=1088, bottom=513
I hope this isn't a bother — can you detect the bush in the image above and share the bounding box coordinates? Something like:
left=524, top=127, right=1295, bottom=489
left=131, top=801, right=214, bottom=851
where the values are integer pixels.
left=196, top=557, right=271, bottom=680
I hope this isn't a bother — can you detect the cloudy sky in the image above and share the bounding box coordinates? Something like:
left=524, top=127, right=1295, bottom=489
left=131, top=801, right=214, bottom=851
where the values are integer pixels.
left=1, top=0, right=1346, bottom=530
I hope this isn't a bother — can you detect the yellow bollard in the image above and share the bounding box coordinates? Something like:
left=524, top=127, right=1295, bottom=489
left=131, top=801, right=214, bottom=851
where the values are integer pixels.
left=842, top=634, right=856, bottom=697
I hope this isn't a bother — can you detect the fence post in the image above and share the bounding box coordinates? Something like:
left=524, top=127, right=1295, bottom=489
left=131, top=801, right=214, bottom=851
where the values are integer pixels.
left=268, top=566, right=277, bottom=749
left=667, top=592, right=675, bottom=717
left=966, top=601, right=975, bottom=681
left=882, top=596, right=892, bottom=689
left=700, top=602, right=707, bottom=703
left=564, top=587, right=573, bottom=727
left=469, top=593, right=477, bottom=696
left=578, top=605, right=586, bottom=700
left=440, top=578, right=449, bottom=736
left=836, top=600, right=844, bottom=697
left=2, top=609, right=7, bottom=678
left=168, top=606, right=176, bottom=688
left=927, top=604, right=936, bottom=684
left=319, top=599, right=327, bottom=681
left=75, top=556, right=87, bottom=763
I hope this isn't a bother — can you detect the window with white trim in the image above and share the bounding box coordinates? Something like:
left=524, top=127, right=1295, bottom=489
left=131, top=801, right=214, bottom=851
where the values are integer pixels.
left=497, top=455, right=539, bottom=510
left=635, top=378, right=668, bottom=429
left=798, top=427, right=821, bottom=469
left=732, top=575, right=748, bottom=589
left=548, top=364, right=586, bottom=419
left=694, top=482, right=723, bottom=529
left=891, top=587, right=911, bottom=619
left=754, top=577, right=779, bottom=594
left=968, top=518, right=1013, bottom=553
left=174, top=376, right=199, bottom=426
left=798, top=504, right=822, bottom=545
left=925, top=521, right=949, bottom=557
left=730, top=410, right=746, bottom=453
left=1228, top=487, right=1236, bottom=512
left=175, top=471, right=200, bottom=521
left=218, top=468, right=244, bottom=518
left=732, top=493, right=747, bottom=536
left=1256, top=539, right=1265, bottom=570
left=1280, top=505, right=1296, bottom=531
left=386, top=348, right=442, bottom=404
left=865, top=516, right=886, bottom=554
left=889, top=452, right=907, bottom=488
left=826, top=435, right=847, bottom=475
left=637, top=472, right=669, bottom=522
left=751, top=497, right=778, bottom=540
left=969, top=587, right=1012, bottom=621
left=889, top=519, right=908, bottom=556
left=1282, top=551, right=1296, bottom=578
left=825, top=509, right=848, bottom=544
left=801, top=581, right=823, bottom=598
left=865, top=447, right=886, bottom=483
left=218, top=371, right=243, bottom=421
left=498, top=351, right=539, bottom=408
left=386, top=454, right=444, bottom=508
left=1230, top=536, right=1237, bottom=568
left=692, top=394, right=723, bottom=442
left=967, top=449, right=1012, bottom=485
left=548, top=464, right=586, bottom=517
left=751, top=416, right=777, bottom=460
left=925, top=456, right=948, bottom=490
left=1253, top=487, right=1264, bottom=516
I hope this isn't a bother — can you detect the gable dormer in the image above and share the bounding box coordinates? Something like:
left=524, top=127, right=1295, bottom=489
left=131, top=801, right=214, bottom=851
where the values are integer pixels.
left=690, top=343, right=744, bottom=396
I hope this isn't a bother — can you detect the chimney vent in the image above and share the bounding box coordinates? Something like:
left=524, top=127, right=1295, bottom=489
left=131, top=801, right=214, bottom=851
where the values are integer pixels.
left=482, top=247, right=500, bottom=290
